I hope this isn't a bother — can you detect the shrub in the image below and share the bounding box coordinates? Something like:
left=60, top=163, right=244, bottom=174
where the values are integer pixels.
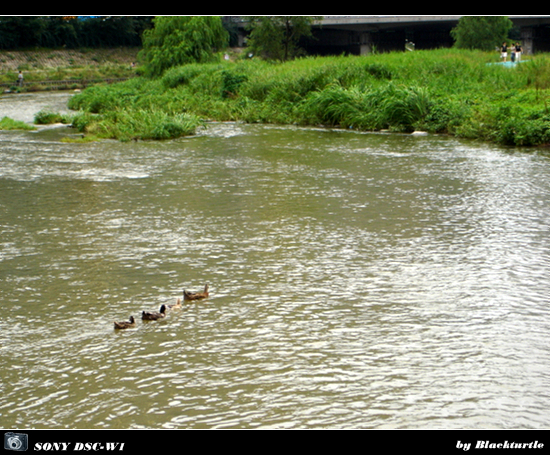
left=221, top=69, right=248, bottom=98
left=424, top=97, right=471, bottom=134
left=161, top=64, right=205, bottom=88
left=495, top=105, right=550, bottom=146
left=34, top=110, right=71, bottom=125
left=68, top=84, right=120, bottom=113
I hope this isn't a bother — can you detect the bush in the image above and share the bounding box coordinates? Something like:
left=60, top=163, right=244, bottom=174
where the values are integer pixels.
left=424, top=97, right=471, bottom=134
left=495, top=106, right=550, bottom=146
left=221, top=69, right=248, bottom=98
left=161, top=64, right=205, bottom=88
left=34, top=110, right=71, bottom=125
left=68, top=84, right=120, bottom=113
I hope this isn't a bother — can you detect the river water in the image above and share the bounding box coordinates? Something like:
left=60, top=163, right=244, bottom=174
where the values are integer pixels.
left=1, top=92, right=549, bottom=429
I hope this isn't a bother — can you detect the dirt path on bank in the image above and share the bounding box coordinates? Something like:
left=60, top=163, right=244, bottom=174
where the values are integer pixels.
left=0, top=48, right=140, bottom=72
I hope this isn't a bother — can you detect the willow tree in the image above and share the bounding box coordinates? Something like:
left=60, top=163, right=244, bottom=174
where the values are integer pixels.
left=247, top=16, right=321, bottom=62
left=139, top=16, right=228, bottom=78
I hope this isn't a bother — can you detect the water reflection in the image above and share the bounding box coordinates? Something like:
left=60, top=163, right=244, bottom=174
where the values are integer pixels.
left=1, top=96, right=550, bottom=428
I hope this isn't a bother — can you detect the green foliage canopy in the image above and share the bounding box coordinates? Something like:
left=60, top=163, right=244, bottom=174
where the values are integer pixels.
left=139, top=16, right=229, bottom=78
left=247, top=16, right=321, bottom=62
left=451, top=16, right=514, bottom=51
left=0, top=16, right=152, bottom=49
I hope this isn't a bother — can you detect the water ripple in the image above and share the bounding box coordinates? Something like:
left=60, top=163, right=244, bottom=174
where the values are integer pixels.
left=1, top=111, right=550, bottom=428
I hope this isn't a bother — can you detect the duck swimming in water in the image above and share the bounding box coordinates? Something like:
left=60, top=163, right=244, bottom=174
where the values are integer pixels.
left=167, top=298, right=182, bottom=310
left=183, top=284, right=209, bottom=301
left=114, top=316, right=136, bottom=330
left=141, top=305, right=167, bottom=321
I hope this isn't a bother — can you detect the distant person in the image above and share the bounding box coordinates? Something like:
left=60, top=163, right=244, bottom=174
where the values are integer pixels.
left=501, top=42, right=508, bottom=62
left=17, top=71, right=23, bottom=87
left=515, top=43, right=523, bottom=62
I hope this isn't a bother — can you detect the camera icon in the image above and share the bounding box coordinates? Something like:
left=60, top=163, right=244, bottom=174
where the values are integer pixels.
left=4, top=433, right=28, bottom=452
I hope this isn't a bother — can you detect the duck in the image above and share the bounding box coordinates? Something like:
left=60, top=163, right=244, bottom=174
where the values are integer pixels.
left=114, top=316, right=136, bottom=330
left=141, top=304, right=167, bottom=321
left=183, top=284, right=209, bottom=301
left=167, top=298, right=182, bottom=310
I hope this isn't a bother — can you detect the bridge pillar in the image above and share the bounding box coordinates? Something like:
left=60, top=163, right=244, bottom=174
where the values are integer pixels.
left=358, top=32, right=373, bottom=55
left=359, top=44, right=372, bottom=55
left=521, top=27, right=534, bottom=55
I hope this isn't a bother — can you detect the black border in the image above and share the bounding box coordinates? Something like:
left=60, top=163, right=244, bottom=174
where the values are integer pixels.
left=1, top=430, right=549, bottom=452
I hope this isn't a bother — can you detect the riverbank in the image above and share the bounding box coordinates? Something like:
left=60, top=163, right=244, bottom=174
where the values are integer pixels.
left=65, top=49, right=550, bottom=146
left=4, top=48, right=550, bottom=146
left=0, top=48, right=140, bottom=90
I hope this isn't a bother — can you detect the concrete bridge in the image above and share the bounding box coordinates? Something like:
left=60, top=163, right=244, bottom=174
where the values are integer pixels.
left=225, top=16, right=550, bottom=55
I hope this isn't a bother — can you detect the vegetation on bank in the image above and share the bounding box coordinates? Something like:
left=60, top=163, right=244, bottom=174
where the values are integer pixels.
left=0, top=48, right=140, bottom=91
left=0, top=116, right=36, bottom=131
left=64, top=49, right=550, bottom=146
left=3, top=17, right=547, bottom=146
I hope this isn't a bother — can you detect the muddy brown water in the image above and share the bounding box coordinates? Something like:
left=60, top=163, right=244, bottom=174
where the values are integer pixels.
left=1, top=92, right=549, bottom=429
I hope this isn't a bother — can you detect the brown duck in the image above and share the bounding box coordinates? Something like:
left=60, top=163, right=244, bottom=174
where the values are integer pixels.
left=167, top=298, right=182, bottom=310
left=183, top=284, right=209, bottom=301
left=114, top=316, right=136, bottom=330
left=141, top=305, right=167, bottom=321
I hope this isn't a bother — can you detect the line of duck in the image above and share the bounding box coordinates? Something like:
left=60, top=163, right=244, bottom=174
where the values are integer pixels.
left=114, top=284, right=209, bottom=330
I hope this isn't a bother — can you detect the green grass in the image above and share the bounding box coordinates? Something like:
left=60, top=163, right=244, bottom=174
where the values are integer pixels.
left=0, top=116, right=36, bottom=130
left=0, top=48, right=139, bottom=85
left=70, top=109, right=203, bottom=142
left=67, top=49, right=550, bottom=145
left=34, top=110, right=73, bottom=125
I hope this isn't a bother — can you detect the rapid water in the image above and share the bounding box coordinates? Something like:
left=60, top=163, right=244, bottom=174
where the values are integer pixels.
left=1, top=92, right=549, bottom=429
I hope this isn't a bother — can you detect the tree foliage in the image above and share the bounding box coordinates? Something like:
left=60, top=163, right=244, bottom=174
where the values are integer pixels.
left=139, top=16, right=229, bottom=78
left=451, top=16, right=514, bottom=51
left=0, top=16, right=153, bottom=49
left=246, top=16, right=321, bottom=62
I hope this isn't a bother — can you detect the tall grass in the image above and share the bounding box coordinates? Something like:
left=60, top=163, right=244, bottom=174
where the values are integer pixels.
left=0, top=116, right=36, bottom=131
left=71, top=109, right=202, bottom=142
left=67, top=49, right=550, bottom=145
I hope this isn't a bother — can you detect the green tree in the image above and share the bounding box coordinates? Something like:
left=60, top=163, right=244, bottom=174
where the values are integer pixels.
left=0, top=16, right=153, bottom=50
left=139, top=16, right=228, bottom=78
left=247, top=16, right=321, bottom=62
left=0, top=16, right=45, bottom=49
left=451, top=16, right=514, bottom=51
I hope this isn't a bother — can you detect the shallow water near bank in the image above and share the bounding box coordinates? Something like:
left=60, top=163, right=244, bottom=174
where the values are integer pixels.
left=1, top=92, right=549, bottom=429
